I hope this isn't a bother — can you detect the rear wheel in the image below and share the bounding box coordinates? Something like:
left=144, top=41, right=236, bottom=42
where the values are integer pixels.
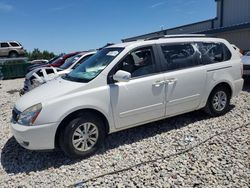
left=204, top=86, right=231, bottom=117
left=59, top=113, right=105, bottom=158
left=9, top=51, right=18, bottom=58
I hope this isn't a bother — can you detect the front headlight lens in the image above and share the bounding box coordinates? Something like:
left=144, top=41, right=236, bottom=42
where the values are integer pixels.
left=17, top=103, right=42, bottom=126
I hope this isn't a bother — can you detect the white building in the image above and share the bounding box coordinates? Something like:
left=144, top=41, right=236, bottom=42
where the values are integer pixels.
left=123, top=0, right=250, bottom=51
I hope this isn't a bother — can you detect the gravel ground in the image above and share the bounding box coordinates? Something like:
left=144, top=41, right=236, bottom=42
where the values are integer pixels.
left=0, top=78, right=249, bottom=188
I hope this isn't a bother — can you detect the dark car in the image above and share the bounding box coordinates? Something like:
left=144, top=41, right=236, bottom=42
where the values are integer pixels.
left=27, top=52, right=81, bottom=73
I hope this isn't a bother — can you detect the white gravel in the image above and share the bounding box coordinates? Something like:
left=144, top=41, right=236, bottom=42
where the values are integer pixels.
left=0, top=78, right=250, bottom=188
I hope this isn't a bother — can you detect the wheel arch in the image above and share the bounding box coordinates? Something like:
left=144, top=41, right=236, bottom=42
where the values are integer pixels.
left=8, top=50, right=18, bottom=56
left=209, top=82, right=233, bottom=99
left=54, top=108, right=110, bottom=148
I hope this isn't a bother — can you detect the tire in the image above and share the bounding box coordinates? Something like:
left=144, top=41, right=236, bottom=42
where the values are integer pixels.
left=59, top=112, right=106, bottom=158
left=9, top=51, right=18, bottom=58
left=204, top=86, right=231, bottom=117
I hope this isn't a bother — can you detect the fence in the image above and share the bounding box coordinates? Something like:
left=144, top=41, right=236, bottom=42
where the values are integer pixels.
left=0, top=58, right=31, bottom=80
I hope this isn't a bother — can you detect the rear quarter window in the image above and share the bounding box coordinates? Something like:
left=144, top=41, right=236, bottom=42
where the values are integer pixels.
left=195, top=42, right=232, bottom=65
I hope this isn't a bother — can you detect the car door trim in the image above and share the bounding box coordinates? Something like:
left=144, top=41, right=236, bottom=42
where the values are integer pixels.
left=207, top=66, right=232, bottom=72
left=119, top=102, right=164, bottom=118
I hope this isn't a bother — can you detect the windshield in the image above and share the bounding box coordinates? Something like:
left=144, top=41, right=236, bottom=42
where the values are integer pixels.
left=48, top=54, right=64, bottom=64
left=64, top=47, right=124, bottom=82
left=60, top=54, right=82, bottom=69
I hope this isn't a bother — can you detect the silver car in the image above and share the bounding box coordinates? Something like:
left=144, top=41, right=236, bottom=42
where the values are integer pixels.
left=0, top=41, right=25, bottom=57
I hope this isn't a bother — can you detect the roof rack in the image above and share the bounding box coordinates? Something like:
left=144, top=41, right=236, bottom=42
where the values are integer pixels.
left=145, top=34, right=215, bottom=41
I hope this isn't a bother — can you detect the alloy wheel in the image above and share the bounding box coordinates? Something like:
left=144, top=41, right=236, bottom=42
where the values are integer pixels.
left=72, top=122, right=99, bottom=152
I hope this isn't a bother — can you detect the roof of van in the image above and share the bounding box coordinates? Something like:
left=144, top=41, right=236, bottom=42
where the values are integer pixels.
left=109, top=36, right=225, bottom=49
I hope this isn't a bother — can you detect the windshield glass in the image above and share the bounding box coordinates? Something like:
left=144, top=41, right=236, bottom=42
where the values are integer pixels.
left=64, top=47, right=124, bottom=82
left=48, top=54, right=64, bottom=64
left=60, top=54, right=83, bottom=69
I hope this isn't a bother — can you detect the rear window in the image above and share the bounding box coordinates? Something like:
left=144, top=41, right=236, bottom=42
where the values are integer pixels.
left=10, top=42, right=20, bottom=47
left=195, top=42, right=232, bottom=64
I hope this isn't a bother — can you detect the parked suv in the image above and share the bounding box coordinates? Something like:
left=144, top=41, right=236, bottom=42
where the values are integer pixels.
left=11, top=35, right=244, bottom=158
left=0, top=41, right=25, bottom=57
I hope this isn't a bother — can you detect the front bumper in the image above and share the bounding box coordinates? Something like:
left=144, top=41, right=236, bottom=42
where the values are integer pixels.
left=10, top=121, right=58, bottom=150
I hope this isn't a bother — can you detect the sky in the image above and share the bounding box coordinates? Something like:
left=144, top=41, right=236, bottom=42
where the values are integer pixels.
left=0, top=0, right=216, bottom=54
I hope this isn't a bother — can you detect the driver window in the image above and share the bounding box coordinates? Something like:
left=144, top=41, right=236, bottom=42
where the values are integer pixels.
left=119, top=47, right=156, bottom=78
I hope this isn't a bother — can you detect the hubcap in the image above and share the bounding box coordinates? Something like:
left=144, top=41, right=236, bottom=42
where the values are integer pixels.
left=72, top=122, right=99, bottom=152
left=212, top=91, right=227, bottom=112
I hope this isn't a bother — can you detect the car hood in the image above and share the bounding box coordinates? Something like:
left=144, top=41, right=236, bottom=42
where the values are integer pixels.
left=15, top=77, right=85, bottom=112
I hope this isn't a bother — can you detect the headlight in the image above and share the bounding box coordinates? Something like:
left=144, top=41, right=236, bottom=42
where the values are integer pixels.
left=17, top=103, right=42, bottom=126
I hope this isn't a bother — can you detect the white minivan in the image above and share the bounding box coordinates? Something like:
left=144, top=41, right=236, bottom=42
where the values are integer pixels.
left=11, top=35, right=244, bottom=158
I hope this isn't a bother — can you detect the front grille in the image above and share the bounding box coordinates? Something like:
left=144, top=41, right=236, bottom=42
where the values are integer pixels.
left=243, top=65, right=250, bottom=70
left=12, top=108, right=20, bottom=122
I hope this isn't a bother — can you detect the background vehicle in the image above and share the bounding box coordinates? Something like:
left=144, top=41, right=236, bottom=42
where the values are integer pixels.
left=11, top=36, right=243, bottom=158
left=0, top=41, right=25, bottom=57
left=26, top=52, right=80, bottom=73
left=242, top=51, right=250, bottom=76
left=20, top=51, right=96, bottom=94
left=31, top=59, right=49, bottom=64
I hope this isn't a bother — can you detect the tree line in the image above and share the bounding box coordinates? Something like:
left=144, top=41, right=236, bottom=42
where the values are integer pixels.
left=25, top=48, right=57, bottom=61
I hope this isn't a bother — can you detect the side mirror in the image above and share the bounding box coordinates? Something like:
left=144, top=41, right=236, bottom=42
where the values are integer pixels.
left=113, top=70, right=131, bottom=82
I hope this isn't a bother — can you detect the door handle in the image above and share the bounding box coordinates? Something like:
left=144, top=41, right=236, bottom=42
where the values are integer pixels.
left=153, top=80, right=165, bottom=87
left=166, top=78, right=177, bottom=84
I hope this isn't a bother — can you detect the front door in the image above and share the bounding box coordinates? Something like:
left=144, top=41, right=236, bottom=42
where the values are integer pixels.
left=110, top=46, right=166, bottom=129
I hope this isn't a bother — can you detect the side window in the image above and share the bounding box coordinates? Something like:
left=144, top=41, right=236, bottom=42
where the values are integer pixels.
left=195, top=42, right=231, bottom=64
left=10, top=42, right=20, bottom=47
left=118, top=47, right=156, bottom=78
left=1, top=43, right=9, bottom=48
left=161, top=43, right=199, bottom=71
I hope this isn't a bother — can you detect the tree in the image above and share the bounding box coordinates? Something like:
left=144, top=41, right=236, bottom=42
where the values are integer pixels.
left=25, top=49, right=57, bottom=61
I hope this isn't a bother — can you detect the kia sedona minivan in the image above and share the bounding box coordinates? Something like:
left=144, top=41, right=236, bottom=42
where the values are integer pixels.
left=11, top=35, right=244, bottom=158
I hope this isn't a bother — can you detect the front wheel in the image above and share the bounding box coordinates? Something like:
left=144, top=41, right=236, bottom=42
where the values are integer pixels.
left=204, top=86, right=231, bottom=117
left=59, top=113, right=106, bottom=158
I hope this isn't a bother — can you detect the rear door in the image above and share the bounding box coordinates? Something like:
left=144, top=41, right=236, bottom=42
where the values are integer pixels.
left=158, top=42, right=207, bottom=116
